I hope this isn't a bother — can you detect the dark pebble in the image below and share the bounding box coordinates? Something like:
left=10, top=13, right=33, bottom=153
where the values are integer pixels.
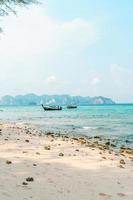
left=26, top=177, right=34, bottom=182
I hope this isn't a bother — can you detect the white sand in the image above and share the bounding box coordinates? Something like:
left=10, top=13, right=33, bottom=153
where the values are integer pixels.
left=0, top=123, right=133, bottom=200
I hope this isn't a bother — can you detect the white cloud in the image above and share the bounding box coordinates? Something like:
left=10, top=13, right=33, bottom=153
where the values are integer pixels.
left=46, top=75, right=57, bottom=84
left=90, top=77, right=101, bottom=86
left=99, top=64, right=133, bottom=102
left=0, top=5, right=98, bottom=96
left=79, top=64, right=133, bottom=102
left=110, top=64, right=132, bottom=86
left=0, top=6, right=97, bottom=58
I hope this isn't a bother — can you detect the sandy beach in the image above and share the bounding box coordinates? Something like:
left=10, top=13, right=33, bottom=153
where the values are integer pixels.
left=0, top=123, right=132, bottom=200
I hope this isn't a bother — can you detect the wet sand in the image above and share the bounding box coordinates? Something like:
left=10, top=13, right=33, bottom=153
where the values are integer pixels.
left=0, top=123, right=133, bottom=200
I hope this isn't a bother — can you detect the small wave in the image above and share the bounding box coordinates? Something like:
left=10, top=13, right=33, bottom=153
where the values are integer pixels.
left=16, top=122, right=25, bottom=126
left=97, top=127, right=116, bottom=132
left=82, top=126, right=116, bottom=132
left=83, top=126, right=97, bottom=130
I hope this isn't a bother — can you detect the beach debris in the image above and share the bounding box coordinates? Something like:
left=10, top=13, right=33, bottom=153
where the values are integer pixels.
left=36, top=152, right=40, bottom=155
left=44, top=145, right=51, bottom=150
left=23, top=151, right=28, bottom=154
left=46, top=132, right=54, bottom=137
left=25, top=139, right=29, bottom=143
left=99, top=193, right=111, bottom=197
left=59, top=152, right=64, bottom=157
left=94, top=141, right=99, bottom=145
left=105, top=141, right=110, bottom=146
left=22, top=182, right=28, bottom=186
left=125, top=148, right=133, bottom=155
left=110, top=143, right=116, bottom=147
left=120, top=153, right=125, bottom=157
left=64, top=135, right=69, bottom=139
left=94, top=136, right=101, bottom=139
left=99, top=193, right=107, bottom=196
left=120, top=145, right=126, bottom=150
left=117, top=193, right=126, bottom=197
left=120, top=159, right=126, bottom=165
left=33, top=164, right=37, bottom=166
left=72, top=137, right=78, bottom=141
left=119, top=164, right=125, bottom=169
left=88, top=143, right=96, bottom=148
left=26, top=131, right=30, bottom=135
left=26, top=177, right=34, bottom=182
left=78, top=138, right=86, bottom=145
left=75, top=149, right=79, bottom=152
left=6, top=160, right=12, bottom=164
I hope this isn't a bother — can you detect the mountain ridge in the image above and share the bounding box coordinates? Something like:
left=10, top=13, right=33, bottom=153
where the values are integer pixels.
left=0, top=94, right=115, bottom=106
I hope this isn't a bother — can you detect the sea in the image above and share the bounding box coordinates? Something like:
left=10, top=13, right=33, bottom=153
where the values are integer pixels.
left=0, top=104, right=133, bottom=148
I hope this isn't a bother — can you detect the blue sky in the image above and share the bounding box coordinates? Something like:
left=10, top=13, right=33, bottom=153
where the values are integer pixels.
left=0, top=0, right=133, bottom=102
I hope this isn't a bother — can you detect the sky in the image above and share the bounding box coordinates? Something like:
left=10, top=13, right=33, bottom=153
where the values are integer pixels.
left=0, top=0, right=133, bottom=102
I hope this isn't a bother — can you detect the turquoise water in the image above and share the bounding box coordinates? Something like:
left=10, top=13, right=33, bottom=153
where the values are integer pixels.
left=0, top=105, right=133, bottom=147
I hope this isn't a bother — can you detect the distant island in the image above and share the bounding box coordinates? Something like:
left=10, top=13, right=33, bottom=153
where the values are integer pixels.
left=0, top=94, right=115, bottom=106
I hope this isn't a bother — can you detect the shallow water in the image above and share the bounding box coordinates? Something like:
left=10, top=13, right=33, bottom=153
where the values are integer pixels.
left=0, top=104, right=133, bottom=147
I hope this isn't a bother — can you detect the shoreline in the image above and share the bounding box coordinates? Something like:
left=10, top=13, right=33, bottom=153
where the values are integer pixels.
left=0, top=122, right=133, bottom=200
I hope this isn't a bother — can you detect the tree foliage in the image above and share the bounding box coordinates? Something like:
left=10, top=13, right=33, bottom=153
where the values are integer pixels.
left=0, top=0, right=37, bottom=32
left=0, top=0, right=36, bottom=16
